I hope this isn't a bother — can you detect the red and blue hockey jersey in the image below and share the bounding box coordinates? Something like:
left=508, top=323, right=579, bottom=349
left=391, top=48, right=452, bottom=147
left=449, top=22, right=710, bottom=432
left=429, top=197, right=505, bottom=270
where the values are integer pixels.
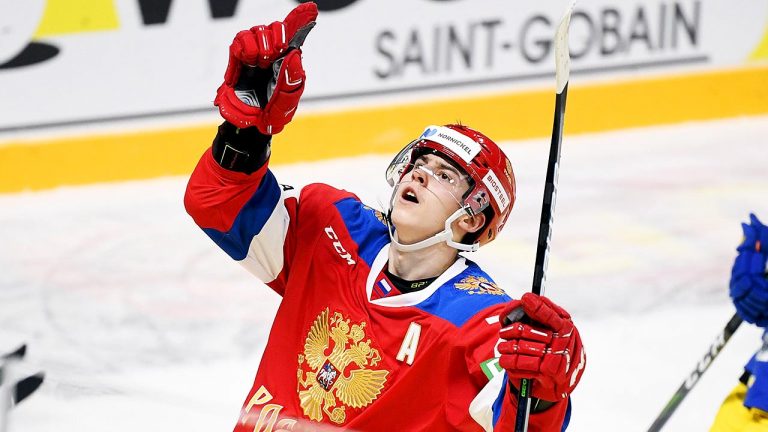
left=185, top=148, right=571, bottom=431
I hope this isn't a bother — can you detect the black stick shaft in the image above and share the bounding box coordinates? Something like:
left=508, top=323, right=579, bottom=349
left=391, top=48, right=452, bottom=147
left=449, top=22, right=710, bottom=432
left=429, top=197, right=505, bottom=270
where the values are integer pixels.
left=533, top=84, right=567, bottom=296
left=513, top=82, right=568, bottom=432
left=511, top=7, right=572, bottom=430
left=646, top=312, right=743, bottom=432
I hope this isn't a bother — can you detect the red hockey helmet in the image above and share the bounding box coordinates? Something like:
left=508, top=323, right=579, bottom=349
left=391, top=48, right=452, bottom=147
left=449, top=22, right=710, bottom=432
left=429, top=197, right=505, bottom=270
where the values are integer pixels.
left=386, top=124, right=516, bottom=247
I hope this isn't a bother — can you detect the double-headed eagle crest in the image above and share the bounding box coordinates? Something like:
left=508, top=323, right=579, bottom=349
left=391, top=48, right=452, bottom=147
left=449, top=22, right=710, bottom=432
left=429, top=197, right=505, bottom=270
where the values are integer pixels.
left=297, top=308, right=389, bottom=425
left=363, top=205, right=388, bottom=226
left=454, top=275, right=506, bottom=296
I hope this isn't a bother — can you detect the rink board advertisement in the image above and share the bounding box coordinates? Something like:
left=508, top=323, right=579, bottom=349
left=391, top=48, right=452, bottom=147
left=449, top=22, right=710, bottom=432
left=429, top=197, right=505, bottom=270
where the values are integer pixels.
left=1, top=0, right=768, bottom=191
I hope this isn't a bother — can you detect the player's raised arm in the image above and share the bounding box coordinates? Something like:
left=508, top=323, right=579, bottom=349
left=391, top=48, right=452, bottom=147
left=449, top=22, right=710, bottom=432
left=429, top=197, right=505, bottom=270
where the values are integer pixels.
left=209, top=1, right=317, bottom=174
left=215, top=2, right=317, bottom=136
left=184, top=4, right=318, bottom=293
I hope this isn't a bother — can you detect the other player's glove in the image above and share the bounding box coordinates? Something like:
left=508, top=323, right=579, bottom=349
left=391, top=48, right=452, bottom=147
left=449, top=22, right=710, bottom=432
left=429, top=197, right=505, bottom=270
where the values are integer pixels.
left=214, top=3, right=318, bottom=134
left=730, top=213, right=768, bottom=327
left=498, top=293, right=586, bottom=402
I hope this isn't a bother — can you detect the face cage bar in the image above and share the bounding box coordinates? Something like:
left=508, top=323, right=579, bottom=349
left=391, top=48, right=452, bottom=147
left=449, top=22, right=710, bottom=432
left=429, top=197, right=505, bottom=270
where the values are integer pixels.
left=385, top=140, right=492, bottom=218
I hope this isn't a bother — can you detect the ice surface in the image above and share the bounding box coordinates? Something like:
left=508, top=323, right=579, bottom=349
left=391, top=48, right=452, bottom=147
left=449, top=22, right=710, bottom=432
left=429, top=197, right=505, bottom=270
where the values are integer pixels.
left=1, top=116, right=767, bottom=431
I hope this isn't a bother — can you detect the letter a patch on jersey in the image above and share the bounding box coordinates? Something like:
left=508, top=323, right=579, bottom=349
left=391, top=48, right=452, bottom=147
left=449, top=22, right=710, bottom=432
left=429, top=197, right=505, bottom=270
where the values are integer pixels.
left=397, top=322, right=422, bottom=365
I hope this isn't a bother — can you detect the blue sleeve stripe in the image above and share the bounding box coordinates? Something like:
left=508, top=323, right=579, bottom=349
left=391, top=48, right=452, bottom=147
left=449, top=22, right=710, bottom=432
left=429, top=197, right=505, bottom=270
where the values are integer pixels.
left=491, top=374, right=508, bottom=427
left=202, top=171, right=282, bottom=261
left=489, top=378, right=572, bottom=431
left=562, top=399, right=572, bottom=431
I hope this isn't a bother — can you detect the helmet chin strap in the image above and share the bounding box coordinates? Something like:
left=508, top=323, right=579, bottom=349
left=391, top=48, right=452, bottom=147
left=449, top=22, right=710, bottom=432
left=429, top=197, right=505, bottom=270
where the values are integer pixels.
left=387, top=208, right=480, bottom=253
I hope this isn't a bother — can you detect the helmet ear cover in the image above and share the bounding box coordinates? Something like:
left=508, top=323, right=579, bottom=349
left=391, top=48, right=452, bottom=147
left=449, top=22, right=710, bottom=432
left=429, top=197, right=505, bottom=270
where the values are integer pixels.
left=460, top=205, right=495, bottom=245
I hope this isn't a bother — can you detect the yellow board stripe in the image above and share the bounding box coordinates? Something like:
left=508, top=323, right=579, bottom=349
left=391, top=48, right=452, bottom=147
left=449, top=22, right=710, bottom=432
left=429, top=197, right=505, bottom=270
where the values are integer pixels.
left=35, top=0, right=120, bottom=36
left=2, top=65, right=768, bottom=193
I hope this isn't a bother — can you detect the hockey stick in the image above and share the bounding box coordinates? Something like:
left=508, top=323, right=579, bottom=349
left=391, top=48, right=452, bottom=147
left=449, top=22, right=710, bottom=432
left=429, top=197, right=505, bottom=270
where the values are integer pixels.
left=508, top=6, right=573, bottom=432
left=646, top=312, right=743, bottom=432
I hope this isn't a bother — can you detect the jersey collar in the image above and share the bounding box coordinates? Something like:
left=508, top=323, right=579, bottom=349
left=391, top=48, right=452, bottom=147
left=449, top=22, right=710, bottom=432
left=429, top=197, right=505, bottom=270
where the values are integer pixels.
left=366, top=243, right=468, bottom=307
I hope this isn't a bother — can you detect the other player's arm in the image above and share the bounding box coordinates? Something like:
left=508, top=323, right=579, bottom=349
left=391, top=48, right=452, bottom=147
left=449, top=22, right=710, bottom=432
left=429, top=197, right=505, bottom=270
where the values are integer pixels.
left=711, top=213, right=768, bottom=430
left=730, top=213, right=768, bottom=329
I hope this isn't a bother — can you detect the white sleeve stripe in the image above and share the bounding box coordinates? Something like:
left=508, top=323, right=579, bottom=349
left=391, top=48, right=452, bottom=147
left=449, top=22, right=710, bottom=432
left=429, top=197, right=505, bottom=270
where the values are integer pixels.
left=238, top=187, right=298, bottom=284
left=469, top=372, right=506, bottom=432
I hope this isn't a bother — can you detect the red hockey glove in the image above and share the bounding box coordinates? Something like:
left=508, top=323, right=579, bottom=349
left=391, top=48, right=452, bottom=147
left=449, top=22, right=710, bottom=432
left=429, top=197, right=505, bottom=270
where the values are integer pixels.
left=498, top=293, right=586, bottom=402
left=214, top=3, right=318, bottom=134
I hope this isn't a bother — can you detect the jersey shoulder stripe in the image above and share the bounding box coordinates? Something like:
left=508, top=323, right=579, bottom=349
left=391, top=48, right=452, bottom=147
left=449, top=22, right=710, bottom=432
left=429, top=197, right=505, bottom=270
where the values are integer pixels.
left=415, top=261, right=511, bottom=328
left=333, top=197, right=390, bottom=267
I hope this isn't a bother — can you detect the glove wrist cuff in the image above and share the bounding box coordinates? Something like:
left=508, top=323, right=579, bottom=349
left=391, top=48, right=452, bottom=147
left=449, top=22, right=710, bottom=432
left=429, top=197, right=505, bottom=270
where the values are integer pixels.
left=211, top=122, right=271, bottom=174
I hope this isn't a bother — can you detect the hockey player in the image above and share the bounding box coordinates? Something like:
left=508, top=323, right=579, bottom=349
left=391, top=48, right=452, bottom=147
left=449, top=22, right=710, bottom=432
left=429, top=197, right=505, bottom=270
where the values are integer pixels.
left=710, top=214, right=768, bottom=431
left=184, top=3, right=585, bottom=431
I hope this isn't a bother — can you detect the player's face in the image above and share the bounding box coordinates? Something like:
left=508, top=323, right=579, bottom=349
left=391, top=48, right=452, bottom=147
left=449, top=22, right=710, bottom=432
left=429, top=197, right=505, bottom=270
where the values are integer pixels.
left=390, top=153, right=471, bottom=244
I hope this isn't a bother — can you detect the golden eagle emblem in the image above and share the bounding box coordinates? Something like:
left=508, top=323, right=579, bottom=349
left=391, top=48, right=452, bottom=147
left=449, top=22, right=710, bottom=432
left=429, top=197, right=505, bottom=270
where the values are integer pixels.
left=363, top=205, right=388, bottom=226
left=454, top=275, right=506, bottom=296
left=297, top=308, right=389, bottom=425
